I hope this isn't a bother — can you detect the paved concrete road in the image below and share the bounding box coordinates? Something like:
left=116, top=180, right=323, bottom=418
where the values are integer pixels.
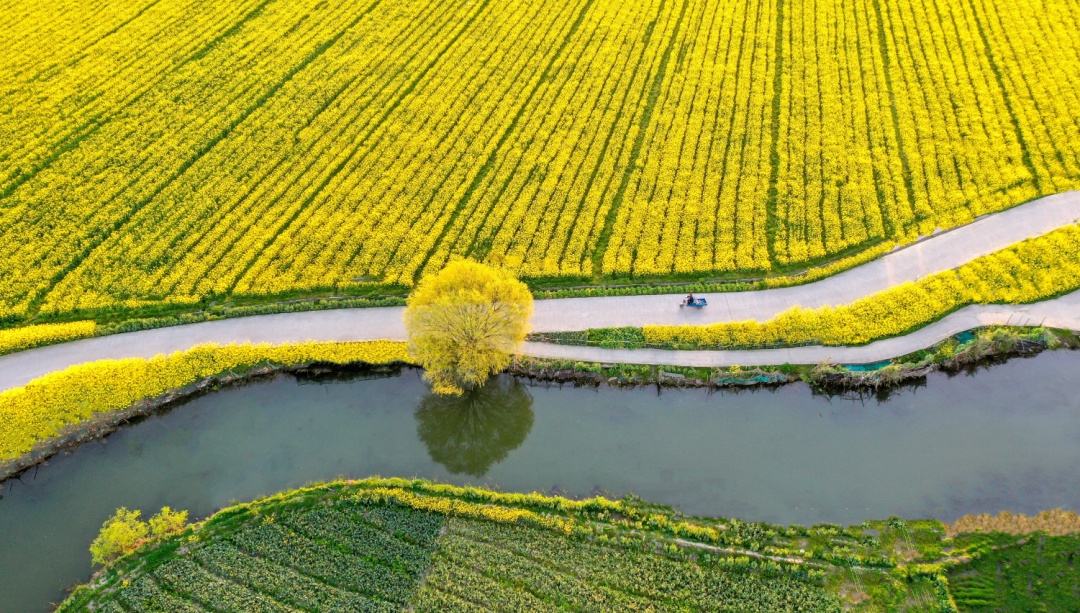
left=531, top=190, right=1080, bottom=330
left=524, top=289, right=1080, bottom=367
left=0, top=307, right=408, bottom=392
left=0, top=191, right=1077, bottom=390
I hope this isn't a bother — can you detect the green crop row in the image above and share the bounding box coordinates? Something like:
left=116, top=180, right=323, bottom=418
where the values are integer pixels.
left=279, top=506, right=437, bottom=575
left=355, top=504, right=446, bottom=550
left=116, top=575, right=204, bottom=613
left=154, top=557, right=296, bottom=613
left=228, top=522, right=420, bottom=604
left=440, top=518, right=843, bottom=612
left=57, top=479, right=1080, bottom=612
left=194, top=542, right=394, bottom=613
left=948, top=533, right=1080, bottom=611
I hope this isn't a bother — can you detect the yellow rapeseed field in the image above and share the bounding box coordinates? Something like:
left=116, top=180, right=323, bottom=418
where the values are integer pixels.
left=0, top=0, right=1078, bottom=322
left=0, top=340, right=409, bottom=460
left=0, top=321, right=98, bottom=355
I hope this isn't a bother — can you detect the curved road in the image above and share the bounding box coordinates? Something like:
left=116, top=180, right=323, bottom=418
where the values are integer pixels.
left=0, top=191, right=1077, bottom=391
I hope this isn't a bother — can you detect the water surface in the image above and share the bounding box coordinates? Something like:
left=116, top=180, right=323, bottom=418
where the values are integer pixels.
left=2, top=352, right=1079, bottom=612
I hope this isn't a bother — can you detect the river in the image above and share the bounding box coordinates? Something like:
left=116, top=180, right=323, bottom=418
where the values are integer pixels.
left=2, top=351, right=1079, bottom=612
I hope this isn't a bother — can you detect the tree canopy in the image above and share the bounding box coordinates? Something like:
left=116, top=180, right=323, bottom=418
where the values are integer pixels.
left=89, top=508, right=148, bottom=566
left=404, top=260, right=532, bottom=395
left=89, top=506, right=190, bottom=566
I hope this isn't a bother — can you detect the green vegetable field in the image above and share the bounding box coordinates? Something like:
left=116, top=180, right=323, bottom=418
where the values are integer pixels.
left=58, top=479, right=1079, bottom=612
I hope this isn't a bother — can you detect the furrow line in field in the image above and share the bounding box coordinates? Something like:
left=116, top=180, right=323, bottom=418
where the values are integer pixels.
left=445, top=0, right=623, bottom=266
left=0, top=0, right=251, bottom=186
left=0, top=0, right=273, bottom=201
left=31, top=2, right=368, bottom=314
left=153, top=0, right=465, bottom=299
left=463, top=0, right=638, bottom=273
left=407, top=0, right=602, bottom=282
left=652, top=0, right=722, bottom=274
left=590, top=0, right=692, bottom=274
left=345, top=0, right=572, bottom=281
left=867, top=0, right=920, bottom=230
left=1, top=0, right=346, bottom=313
left=271, top=0, right=556, bottom=289
left=231, top=0, right=525, bottom=290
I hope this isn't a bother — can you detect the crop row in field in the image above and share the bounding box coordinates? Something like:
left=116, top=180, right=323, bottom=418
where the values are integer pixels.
left=68, top=479, right=1077, bottom=611
left=1, top=0, right=1079, bottom=323
left=412, top=516, right=841, bottom=611
left=60, top=482, right=852, bottom=612
left=947, top=532, right=1080, bottom=612
left=94, top=502, right=439, bottom=613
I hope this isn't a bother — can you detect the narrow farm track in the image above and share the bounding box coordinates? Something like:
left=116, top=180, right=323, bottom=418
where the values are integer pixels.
left=0, top=190, right=1077, bottom=390
left=525, top=291, right=1080, bottom=367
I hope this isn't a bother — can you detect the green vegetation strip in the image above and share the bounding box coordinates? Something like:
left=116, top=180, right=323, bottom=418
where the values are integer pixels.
left=56, top=478, right=1080, bottom=612
left=947, top=533, right=1080, bottom=611
left=519, top=327, right=1080, bottom=397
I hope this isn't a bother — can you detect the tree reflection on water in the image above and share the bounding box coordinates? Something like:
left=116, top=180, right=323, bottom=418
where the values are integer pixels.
left=414, top=376, right=534, bottom=477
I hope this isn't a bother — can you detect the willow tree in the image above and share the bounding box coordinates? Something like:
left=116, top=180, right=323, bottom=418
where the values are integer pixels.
left=404, top=260, right=533, bottom=395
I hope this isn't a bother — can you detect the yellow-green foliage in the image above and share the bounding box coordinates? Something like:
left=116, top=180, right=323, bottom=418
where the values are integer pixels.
left=89, top=506, right=190, bottom=566
left=89, top=508, right=149, bottom=566
left=351, top=478, right=726, bottom=545
left=645, top=225, right=1080, bottom=347
left=148, top=506, right=189, bottom=538
left=764, top=242, right=897, bottom=289
left=353, top=487, right=573, bottom=534
left=405, top=261, right=532, bottom=395
left=0, top=321, right=98, bottom=355
left=0, top=341, right=409, bottom=460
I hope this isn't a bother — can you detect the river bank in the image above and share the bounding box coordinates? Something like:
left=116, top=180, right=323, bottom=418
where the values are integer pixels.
left=513, top=325, right=1077, bottom=390
left=3, top=325, right=1075, bottom=486
left=0, top=362, right=405, bottom=485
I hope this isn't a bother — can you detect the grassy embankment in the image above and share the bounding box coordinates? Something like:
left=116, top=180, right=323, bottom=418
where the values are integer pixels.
left=0, top=341, right=409, bottom=463
left=58, top=479, right=1080, bottom=612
